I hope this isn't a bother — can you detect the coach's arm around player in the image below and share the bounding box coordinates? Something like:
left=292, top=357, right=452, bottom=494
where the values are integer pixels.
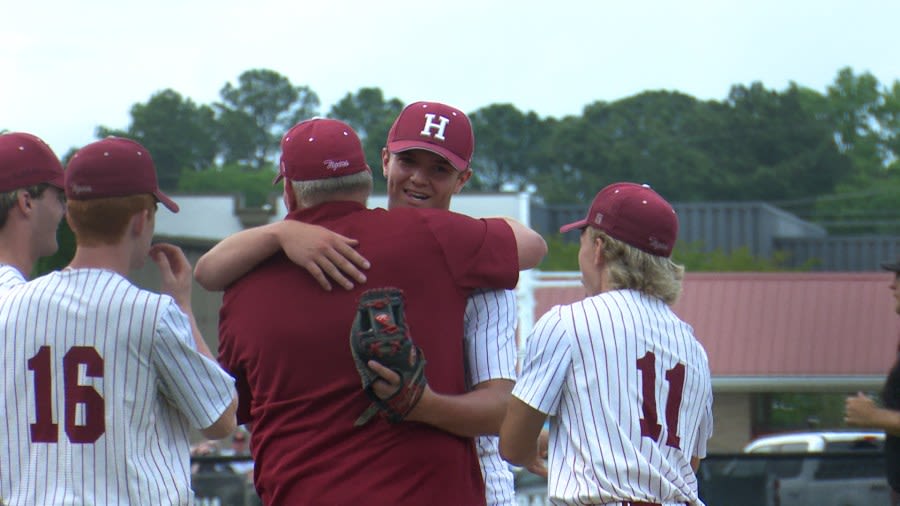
left=152, top=242, right=238, bottom=439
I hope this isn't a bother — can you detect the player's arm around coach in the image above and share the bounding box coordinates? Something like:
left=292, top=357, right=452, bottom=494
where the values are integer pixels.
left=194, top=213, right=546, bottom=293
left=194, top=219, right=371, bottom=292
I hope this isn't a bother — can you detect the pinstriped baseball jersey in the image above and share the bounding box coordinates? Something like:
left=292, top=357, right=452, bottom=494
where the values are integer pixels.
left=513, top=289, right=713, bottom=506
left=464, top=288, right=517, bottom=506
left=0, top=265, right=26, bottom=295
left=0, top=268, right=235, bottom=506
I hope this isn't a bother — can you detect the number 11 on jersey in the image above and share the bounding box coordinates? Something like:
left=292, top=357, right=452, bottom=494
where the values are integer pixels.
left=636, top=351, right=685, bottom=449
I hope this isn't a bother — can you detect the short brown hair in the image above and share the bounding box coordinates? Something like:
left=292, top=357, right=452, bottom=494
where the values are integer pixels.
left=67, top=194, right=156, bottom=246
left=0, top=183, right=53, bottom=228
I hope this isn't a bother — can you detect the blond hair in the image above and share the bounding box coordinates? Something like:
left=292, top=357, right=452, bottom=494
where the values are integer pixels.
left=591, top=228, right=685, bottom=305
left=66, top=194, right=156, bottom=246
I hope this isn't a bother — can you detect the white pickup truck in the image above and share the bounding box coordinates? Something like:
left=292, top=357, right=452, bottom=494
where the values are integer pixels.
left=740, top=431, right=891, bottom=506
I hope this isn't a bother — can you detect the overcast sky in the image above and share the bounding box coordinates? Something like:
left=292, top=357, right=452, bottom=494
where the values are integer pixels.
left=2, top=0, right=899, bottom=157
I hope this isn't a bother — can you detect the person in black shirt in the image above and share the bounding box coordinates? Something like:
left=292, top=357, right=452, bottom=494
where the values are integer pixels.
left=846, top=258, right=900, bottom=504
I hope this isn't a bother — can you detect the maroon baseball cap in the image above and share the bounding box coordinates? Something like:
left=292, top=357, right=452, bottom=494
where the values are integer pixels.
left=560, top=182, right=679, bottom=257
left=274, top=118, right=370, bottom=183
left=65, top=137, right=179, bottom=212
left=0, top=132, right=65, bottom=192
left=386, top=101, right=474, bottom=171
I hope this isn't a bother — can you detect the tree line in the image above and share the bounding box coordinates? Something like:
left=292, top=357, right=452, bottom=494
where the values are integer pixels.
left=60, top=67, right=900, bottom=235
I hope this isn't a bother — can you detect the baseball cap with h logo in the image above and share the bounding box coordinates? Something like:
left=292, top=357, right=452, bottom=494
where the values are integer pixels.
left=386, top=101, right=474, bottom=172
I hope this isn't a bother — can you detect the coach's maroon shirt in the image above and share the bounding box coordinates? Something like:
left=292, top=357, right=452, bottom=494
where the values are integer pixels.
left=218, top=201, right=519, bottom=506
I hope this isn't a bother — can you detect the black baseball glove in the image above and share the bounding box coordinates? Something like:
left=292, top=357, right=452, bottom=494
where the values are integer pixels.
left=350, top=287, right=427, bottom=426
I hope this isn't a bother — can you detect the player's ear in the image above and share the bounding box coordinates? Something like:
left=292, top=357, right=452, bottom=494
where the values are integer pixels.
left=381, top=148, right=390, bottom=179
left=454, top=169, right=472, bottom=194
left=592, top=235, right=606, bottom=267
left=16, top=190, right=32, bottom=215
left=131, top=209, right=149, bottom=237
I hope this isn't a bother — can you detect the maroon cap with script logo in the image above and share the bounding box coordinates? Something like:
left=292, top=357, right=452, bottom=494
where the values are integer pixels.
left=560, top=182, right=678, bottom=257
left=65, top=137, right=179, bottom=212
left=274, top=118, right=370, bottom=183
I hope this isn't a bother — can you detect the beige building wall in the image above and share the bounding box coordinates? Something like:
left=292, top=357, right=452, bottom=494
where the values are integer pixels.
left=708, top=392, right=753, bottom=452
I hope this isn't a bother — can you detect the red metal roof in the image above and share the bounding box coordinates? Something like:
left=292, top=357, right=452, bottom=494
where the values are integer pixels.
left=533, top=272, right=900, bottom=379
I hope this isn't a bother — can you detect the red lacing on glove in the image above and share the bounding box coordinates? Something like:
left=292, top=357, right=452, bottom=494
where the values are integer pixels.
left=374, top=313, right=399, bottom=334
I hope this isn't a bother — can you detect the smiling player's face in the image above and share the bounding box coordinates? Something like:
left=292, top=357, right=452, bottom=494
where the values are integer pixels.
left=382, top=149, right=471, bottom=211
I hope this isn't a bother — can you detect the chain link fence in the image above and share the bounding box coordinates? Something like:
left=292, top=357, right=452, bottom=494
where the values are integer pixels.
left=192, top=451, right=890, bottom=506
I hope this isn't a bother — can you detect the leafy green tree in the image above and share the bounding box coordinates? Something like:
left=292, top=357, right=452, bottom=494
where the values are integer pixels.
left=328, top=88, right=403, bottom=191
left=531, top=92, right=726, bottom=204
left=97, top=89, right=218, bottom=190
left=790, top=70, right=900, bottom=234
left=84, top=64, right=897, bottom=228
left=537, top=236, right=581, bottom=271
left=592, top=92, right=727, bottom=201
left=719, top=82, right=850, bottom=201
left=177, top=162, right=277, bottom=207
left=215, top=108, right=265, bottom=171
left=825, top=68, right=885, bottom=180
left=329, top=87, right=403, bottom=140
left=807, top=171, right=900, bottom=234
left=530, top=112, right=610, bottom=204
left=673, top=242, right=810, bottom=272
left=539, top=237, right=806, bottom=272
left=216, top=69, right=320, bottom=171
left=877, top=80, right=900, bottom=171
left=527, top=84, right=854, bottom=209
left=468, top=104, right=549, bottom=191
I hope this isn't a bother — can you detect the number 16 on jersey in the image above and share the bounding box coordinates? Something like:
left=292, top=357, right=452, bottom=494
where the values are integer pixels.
left=28, top=345, right=106, bottom=444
